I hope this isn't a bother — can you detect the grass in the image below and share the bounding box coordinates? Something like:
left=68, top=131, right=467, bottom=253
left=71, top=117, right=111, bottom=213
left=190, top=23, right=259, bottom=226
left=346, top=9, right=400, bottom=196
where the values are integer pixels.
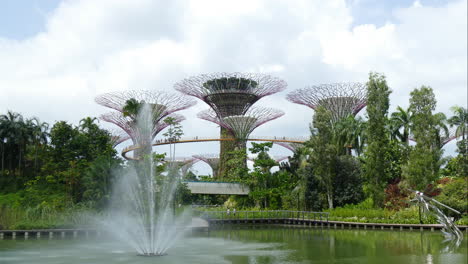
left=0, top=205, right=94, bottom=230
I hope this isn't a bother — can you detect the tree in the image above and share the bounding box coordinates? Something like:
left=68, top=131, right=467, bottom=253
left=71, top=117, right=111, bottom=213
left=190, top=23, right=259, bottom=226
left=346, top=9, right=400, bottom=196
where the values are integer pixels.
left=247, top=142, right=279, bottom=208
left=310, top=106, right=336, bottom=209
left=334, top=115, right=366, bottom=156
left=448, top=106, right=468, bottom=177
left=448, top=106, right=468, bottom=141
left=363, top=72, right=392, bottom=207
left=333, top=156, right=364, bottom=207
left=403, top=86, right=442, bottom=190
left=390, top=106, right=411, bottom=144
left=163, top=117, right=183, bottom=161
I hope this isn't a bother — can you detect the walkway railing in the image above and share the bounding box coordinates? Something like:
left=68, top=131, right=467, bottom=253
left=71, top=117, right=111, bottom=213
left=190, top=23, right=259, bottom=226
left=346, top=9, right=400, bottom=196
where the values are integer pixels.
left=122, top=136, right=307, bottom=160
left=197, top=210, right=329, bottom=223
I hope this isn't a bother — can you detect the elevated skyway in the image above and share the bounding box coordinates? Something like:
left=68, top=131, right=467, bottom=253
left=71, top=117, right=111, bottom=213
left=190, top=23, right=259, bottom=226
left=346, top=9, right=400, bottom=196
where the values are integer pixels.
left=122, top=136, right=307, bottom=160
left=183, top=181, right=250, bottom=195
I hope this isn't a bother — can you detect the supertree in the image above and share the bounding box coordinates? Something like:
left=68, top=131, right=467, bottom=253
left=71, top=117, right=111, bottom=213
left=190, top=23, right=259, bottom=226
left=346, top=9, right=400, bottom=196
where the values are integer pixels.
left=198, top=107, right=284, bottom=177
left=198, top=107, right=284, bottom=147
left=248, top=155, right=288, bottom=163
left=164, top=157, right=198, bottom=176
left=193, top=154, right=220, bottom=178
left=108, top=128, right=130, bottom=147
left=409, top=127, right=465, bottom=148
left=275, top=142, right=304, bottom=152
left=95, top=90, right=195, bottom=158
left=287, top=83, right=367, bottom=123
left=175, top=73, right=287, bottom=178
left=101, top=112, right=185, bottom=145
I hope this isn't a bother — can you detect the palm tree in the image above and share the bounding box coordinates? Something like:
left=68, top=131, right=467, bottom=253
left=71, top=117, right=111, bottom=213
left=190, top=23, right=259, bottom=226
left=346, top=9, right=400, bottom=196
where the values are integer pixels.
left=390, top=106, right=411, bottom=144
left=432, top=112, right=449, bottom=148
left=334, top=115, right=366, bottom=156
left=448, top=106, right=468, bottom=141
left=28, top=117, right=49, bottom=171
left=79, top=117, right=98, bottom=132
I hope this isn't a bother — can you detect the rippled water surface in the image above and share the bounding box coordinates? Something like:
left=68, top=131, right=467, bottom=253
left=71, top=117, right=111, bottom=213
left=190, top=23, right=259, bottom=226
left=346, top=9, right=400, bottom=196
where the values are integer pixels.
left=0, top=226, right=466, bottom=264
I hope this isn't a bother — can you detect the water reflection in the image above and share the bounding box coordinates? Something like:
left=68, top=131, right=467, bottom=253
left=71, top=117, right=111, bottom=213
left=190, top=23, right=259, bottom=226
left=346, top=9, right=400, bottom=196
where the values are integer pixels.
left=204, top=226, right=467, bottom=263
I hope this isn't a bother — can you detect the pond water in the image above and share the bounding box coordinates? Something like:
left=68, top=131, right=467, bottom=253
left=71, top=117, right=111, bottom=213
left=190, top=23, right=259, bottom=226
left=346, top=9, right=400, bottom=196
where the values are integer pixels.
left=0, top=226, right=466, bottom=264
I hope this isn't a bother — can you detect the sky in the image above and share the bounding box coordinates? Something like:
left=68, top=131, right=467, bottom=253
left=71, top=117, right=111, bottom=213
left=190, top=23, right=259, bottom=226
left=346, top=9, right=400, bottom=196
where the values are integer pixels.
left=0, top=0, right=466, bottom=175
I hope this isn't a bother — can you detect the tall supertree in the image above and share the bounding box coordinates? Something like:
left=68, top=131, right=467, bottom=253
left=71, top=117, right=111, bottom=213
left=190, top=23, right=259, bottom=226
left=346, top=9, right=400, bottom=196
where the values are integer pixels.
left=287, top=83, right=367, bottom=123
left=193, top=154, right=220, bottom=178
left=198, top=106, right=284, bottom=145
left=108, top=128, right=130, bottom=147
left=164, top=157, right=198, bottom=176
left=96, top=90, right=195, bottom=158
left=175, top=73, right=287, bottom=178
left=198, top=107, right=284, bottom=177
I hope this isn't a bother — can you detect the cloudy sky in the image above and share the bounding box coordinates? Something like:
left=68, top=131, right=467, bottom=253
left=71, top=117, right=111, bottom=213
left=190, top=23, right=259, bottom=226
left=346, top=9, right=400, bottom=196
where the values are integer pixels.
left=0, top=0, right=466, bottom=174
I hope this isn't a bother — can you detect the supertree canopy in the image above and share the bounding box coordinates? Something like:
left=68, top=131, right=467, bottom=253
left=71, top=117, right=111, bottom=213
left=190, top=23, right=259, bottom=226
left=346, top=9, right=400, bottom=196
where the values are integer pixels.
left=96, top=90, right=195, bottom=158
left=198, top=107, right=284, bottom=141
left=275, top=142, right=304, bottom=152
left=175, top=73, right=287, bottom=179
left=193, top=154, right=220, bottom=178
left=287, top=83, right=367, bottom=122
left=164, top=157, right=197, bottom=176
left=95, top=90, right=196, bottom=118
left=174, top=73, right=286, bottom=117
left=108, top=128, right=130, bottom=147
left=100, top=112, right=185, bottom=145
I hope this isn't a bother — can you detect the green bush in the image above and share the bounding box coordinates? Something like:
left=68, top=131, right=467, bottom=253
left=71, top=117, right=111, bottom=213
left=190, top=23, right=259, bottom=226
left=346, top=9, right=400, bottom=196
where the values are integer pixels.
left=436, top=177, right=468, bottom=215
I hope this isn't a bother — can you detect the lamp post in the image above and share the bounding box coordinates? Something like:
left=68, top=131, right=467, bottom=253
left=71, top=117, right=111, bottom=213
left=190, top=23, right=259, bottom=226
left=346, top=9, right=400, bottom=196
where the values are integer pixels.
left=1, top=138, right=6, bottom=178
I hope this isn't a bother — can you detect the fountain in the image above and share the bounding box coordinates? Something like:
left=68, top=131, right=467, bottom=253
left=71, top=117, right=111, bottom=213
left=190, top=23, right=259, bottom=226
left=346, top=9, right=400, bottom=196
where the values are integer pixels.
left=99, top=104, right=190, bottom=256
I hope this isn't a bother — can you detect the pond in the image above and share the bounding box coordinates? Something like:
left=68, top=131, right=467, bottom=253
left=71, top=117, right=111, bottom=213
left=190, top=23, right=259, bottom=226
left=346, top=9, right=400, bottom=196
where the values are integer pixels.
left=0, top=226, right=466, bottom=264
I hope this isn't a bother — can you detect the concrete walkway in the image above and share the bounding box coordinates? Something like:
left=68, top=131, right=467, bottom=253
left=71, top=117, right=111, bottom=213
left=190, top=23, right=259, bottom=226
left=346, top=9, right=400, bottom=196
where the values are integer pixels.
left=184, top=181, right=249, bottom=195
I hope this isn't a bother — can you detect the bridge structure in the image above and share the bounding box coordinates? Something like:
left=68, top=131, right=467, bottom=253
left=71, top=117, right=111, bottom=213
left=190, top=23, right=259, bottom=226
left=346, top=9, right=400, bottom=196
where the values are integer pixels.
left=121, top=136, right=307, bottom=160
left=183, top=181, right=249, bottom=195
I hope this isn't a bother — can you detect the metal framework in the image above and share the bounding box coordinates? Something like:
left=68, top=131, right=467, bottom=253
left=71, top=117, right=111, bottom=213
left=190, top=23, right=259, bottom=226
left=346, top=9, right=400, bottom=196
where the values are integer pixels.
left=100, top=112, right=185, bottom=145
left=287, top=83, right=367, bottom=122
left=409, top=127, right=466, bottom=147
left=193, top=154, right=220, bottom=178
left=198, top=107, right=284, bottom=140
left=95, top=90, right=196, bottom=117
left=174, top=72, right=286, bottom=117
left=275, top=142, right=304, bottom=152
left=248, top=155, right=289, bottom=163
left=164, top=157, right=198, bottom=176
left=108, top=128, right=130, bottom=147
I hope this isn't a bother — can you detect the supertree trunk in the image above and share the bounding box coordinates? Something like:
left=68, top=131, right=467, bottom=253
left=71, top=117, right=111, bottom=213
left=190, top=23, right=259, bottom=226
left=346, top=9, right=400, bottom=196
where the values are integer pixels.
left=218, top=127, right=237, bottom=179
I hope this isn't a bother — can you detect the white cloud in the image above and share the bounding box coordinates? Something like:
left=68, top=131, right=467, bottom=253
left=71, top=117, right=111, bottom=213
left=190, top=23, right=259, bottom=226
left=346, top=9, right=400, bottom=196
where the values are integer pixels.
left=0, top=0, right=466, bottom=167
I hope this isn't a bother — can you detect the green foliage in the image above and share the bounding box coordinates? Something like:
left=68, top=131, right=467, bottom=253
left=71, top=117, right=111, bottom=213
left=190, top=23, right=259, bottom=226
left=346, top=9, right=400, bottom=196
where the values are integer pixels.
left=333, top=156, right=364, bottom=207
left=175, top=182, right=192, bottom=206
left=403, top=86, right=442, bottom=189
left=202, top=77, right=258, bottom=91
left=225, top=149, right=248, bottom=180
left=455, top=139, right=468, bottom=177
left=310, top=106, right=336, bottom=209
left=244, top=142, right=288, bottom=209
left=436, top=177, right=468, bottom=215
left=363, top=72, right=392, bottom=207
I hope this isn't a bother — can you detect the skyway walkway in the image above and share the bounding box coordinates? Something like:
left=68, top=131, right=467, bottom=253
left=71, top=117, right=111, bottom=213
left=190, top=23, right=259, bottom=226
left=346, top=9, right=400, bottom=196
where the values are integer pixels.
left=183, top=181, right=249, bottom=195
left=122, top=136, right=307, bottom=160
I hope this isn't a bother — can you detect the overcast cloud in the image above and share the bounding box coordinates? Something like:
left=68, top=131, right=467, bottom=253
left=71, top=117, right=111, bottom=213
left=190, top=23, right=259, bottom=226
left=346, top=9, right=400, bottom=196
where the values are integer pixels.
left=0, top=0, right=466, bottom=174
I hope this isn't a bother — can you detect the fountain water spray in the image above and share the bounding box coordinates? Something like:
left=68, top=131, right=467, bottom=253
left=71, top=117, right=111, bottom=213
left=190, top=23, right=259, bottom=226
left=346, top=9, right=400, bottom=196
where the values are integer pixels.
left=101, top=104, right=190, bottom=256
left=411, top=190, right=463, bottom=248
